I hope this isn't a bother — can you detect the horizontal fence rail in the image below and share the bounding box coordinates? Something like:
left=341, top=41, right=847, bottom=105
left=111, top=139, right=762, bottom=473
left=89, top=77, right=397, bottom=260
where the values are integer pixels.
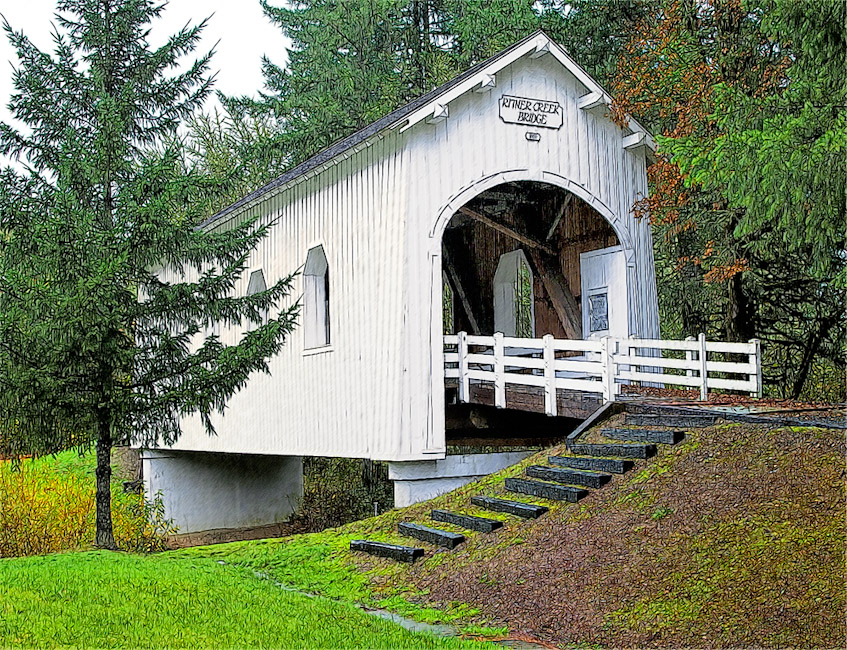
left=444, top=332, right=762, bottom=416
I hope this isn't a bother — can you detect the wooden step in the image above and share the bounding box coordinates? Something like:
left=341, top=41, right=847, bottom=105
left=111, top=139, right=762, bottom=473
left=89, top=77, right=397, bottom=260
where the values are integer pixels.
left=471, top=495, right=548, bottom=519
left=350, top=540, right=424, bottom=563
left=525, top=465, right=611, bottom=489
left=601, top=427, right=685, bottom=445
left=398, top=522, right=465, bottom=549
left=431, top=509, right=503, bottom=533
left=569, top=442, right=657, bottom=459
left=549, top=455, right=634, bottom=474
left=505, top=478, right=588, bottom=502
left=624, top=413, right=717, bottom=428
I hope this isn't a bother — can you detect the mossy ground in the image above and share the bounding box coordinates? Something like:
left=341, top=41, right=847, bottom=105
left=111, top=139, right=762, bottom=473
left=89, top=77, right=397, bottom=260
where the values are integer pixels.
left=180, top=420, right=845, bottom=648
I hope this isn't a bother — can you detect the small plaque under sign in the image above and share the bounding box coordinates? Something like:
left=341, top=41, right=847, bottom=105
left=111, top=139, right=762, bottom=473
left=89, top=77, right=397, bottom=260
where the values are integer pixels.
left=500, top=95, right=563, bottom=129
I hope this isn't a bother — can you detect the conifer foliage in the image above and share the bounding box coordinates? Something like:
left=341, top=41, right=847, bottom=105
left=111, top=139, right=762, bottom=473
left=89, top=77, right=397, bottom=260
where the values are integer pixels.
left=0, top=1, right=298, bottom=549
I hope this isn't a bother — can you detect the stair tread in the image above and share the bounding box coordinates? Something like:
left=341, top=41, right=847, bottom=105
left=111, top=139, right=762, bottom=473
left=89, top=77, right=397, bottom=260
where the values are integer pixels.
left=471, top=495, right=548, bottom=519
left=570, top=442, right=657, bottom=459
left=549, top=455, right=634, bottom=474
left=350, top=540, right=424, bottom=563
left=553, top=453, right=639, bottom=461
left=398, top=521, right=465, bottom=548
left=625, top=413, right=716, bottom=427
left=526, top=464, right=612, bottom=489
left=528, top=464, right=607, bottom=477
left=431, top=509, right=503, bottom=533
left=505, top=477, right=589, bottom=502
left=601, top=427, right=685, bottom=445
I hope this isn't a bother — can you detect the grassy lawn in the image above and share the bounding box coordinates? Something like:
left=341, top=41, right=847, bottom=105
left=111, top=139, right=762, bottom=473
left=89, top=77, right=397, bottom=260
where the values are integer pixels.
left=2, top=422, right=842, bottom=648
left=0, top=551, right=494, bottom=649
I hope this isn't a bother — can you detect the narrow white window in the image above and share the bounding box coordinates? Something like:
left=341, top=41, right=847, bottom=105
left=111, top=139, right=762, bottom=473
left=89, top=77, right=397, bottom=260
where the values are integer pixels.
left=493, top=249, right=534, bottom=337
left=247, top=269, right=268, bottom=323
left=304, top=245, right=330, bottom=348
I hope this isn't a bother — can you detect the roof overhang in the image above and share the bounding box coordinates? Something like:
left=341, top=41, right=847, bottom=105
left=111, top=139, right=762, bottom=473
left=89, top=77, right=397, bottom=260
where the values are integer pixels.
left=393, top=31, right=655, bottom=151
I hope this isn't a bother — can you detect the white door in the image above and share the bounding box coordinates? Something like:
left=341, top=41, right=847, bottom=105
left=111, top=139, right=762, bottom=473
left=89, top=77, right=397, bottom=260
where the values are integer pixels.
left=580, top=246, right=628, bottom=340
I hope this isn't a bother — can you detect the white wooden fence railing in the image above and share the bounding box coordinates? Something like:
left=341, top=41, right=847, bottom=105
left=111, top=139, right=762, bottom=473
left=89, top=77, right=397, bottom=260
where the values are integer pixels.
left=443, top=332, right=762, bottom=417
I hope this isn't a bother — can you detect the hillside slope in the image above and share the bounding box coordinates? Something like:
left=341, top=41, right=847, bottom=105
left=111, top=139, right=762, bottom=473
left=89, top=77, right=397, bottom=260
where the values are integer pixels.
left=405, top=422, right=845, bottom=647
left=182, top=420, right=845, bottom=648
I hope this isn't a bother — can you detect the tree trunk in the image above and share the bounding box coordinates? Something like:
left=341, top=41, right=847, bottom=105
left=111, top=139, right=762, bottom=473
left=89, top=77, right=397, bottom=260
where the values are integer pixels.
left=94, top=413, right=118, bottom=550
left=791, top=315, right=836, bottom=400
left=726, top=271, right=753, bottom=342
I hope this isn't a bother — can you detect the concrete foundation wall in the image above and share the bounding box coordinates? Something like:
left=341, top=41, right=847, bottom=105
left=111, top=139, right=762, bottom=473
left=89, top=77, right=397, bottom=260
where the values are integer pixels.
left=141, top=451, right=303, bottom=534
left=388, top=452, right=532, bottom=507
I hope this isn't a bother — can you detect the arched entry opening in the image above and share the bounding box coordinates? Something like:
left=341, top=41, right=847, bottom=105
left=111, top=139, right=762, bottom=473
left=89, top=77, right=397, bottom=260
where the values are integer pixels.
left=440, top=181, right=620, bottom=340
left=438, top=180, right=630, bottom=444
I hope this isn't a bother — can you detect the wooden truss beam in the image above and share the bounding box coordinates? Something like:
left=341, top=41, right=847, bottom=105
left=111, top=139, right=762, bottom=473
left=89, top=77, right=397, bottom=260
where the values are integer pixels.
left=526, top=248, right=582, bottom=339
left=442, top=246, right=481, bottom=335
left=458, top=206, right=556, bottom=256
left=545, top=193, right=573, bottom=241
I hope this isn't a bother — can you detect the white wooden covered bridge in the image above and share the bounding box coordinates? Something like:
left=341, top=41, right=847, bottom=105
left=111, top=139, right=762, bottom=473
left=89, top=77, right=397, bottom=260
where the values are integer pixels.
left=142, top=32, right=761, bottom=533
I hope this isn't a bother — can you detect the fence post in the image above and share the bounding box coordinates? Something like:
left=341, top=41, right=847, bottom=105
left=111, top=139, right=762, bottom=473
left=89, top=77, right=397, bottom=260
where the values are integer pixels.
left=750, top=338, right=762, bottom=398
left=698, top=332, right=708, bottom=401
left=601, top=336, right=616, bottom=402
left=457, top=331, right=469, bottom=403
left=543, top=334, right=557, bottom=416
left=685, top=335, right=696, bottom=380
left=493, top=332, right=505, bottom=408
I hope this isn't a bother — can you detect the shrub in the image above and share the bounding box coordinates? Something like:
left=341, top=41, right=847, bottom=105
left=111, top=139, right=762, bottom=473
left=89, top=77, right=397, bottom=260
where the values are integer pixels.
left=0, top=451, right=175, bottom=557
left=299, top=457, right=394, bottom=531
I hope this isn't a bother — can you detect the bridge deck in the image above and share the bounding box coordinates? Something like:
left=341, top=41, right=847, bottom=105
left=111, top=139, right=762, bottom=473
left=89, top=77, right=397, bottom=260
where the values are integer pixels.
left=445, top=379, right=601, bottom=420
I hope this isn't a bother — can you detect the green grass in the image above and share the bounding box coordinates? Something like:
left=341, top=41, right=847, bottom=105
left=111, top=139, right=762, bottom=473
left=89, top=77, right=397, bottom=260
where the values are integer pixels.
left=167, top=438, right=602, bottom=630
left=26, top=448, right=108, bottom=480
left=0, top=551, right=494, bottom=649
left=174, top=532, right=484, bottom=626
left=168, top=441, right=577, bottom=629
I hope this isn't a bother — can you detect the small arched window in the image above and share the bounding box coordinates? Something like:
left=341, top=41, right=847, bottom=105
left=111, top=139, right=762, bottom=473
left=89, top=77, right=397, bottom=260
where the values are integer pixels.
left=304, top=245, right=330, bottom=348
left=247, top=269, right=268, bottom=324
left=247, top=269, right=267, bottom=295
left=493, top=249, right=534, bottom=337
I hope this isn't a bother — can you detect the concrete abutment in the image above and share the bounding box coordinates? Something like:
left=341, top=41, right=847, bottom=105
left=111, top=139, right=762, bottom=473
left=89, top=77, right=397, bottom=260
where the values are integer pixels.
left=141, top=450, right=303, bottom=534
left=388, top=452, right=533, bottom=507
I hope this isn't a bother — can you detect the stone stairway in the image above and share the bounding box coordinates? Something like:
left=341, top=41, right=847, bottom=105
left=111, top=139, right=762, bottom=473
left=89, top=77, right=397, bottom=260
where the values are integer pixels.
left=350, top=406, right=717, bottom=563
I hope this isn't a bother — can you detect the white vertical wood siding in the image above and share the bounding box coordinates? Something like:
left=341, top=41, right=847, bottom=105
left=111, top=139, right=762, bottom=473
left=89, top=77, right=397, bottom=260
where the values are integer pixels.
left=166, top=128, right=417, bottom=461
left=403, top=54, right=660, bottom=458
left=162, top=50, right=659, bottom=462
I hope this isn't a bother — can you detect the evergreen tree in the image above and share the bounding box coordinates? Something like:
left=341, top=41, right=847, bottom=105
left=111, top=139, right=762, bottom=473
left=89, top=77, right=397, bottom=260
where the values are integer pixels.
left=191, top=0, right=650, bottom=208
left=662, top=0, right=846, bottom=397
left=541, top=0, right=649, bottom=85
left=0, top=0, right=298, bottom=549
left=218, top=1, right=544, bottom=171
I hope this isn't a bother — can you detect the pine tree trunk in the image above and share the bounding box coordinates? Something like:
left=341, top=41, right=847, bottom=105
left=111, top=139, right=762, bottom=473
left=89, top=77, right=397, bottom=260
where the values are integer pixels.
left=726, top=271, right=752, bottom=342
left=94, top=413, right=118, bottom=550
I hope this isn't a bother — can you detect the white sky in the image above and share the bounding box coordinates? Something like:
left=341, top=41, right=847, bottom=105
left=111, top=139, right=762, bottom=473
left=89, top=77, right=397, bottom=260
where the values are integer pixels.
left=0, top=0, right=289, bottom=132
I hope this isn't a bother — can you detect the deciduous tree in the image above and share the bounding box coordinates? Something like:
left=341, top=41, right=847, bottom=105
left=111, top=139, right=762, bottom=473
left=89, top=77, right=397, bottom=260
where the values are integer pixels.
left=612, top=0, right=845, bottom=398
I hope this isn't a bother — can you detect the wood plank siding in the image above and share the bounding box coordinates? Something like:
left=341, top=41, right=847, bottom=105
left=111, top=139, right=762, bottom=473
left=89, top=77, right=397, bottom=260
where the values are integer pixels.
left=158, top=36, right=659, bottom=463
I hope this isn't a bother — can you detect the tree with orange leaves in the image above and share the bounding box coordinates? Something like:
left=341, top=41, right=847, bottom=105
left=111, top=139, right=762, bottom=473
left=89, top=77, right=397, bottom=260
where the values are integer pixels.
left=612, top=0, right=844, bottom=399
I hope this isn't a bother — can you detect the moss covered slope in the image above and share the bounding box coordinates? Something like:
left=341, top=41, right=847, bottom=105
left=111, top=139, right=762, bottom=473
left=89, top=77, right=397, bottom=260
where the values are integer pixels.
left=180, top=422, right=845, bottom=648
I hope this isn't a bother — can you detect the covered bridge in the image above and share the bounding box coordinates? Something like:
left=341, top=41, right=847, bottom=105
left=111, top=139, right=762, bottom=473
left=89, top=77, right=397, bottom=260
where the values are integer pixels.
left=143, top=31, right=665, bottom=532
